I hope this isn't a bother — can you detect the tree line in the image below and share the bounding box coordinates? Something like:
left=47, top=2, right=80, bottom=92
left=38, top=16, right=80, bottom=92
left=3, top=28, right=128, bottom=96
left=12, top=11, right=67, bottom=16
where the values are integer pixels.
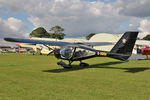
left=143, top=35, right=150, bottom=40
left=30, top=26, right=65, bottom=40
left=29, top=26, right=150, bottom=41
left=30, top=25, right=96, bottom=40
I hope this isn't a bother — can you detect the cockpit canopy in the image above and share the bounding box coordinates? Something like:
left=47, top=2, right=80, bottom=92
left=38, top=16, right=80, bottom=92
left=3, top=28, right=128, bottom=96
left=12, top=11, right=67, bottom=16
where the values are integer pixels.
left=60, top=46, right=74, bottom=59
left=60, top=46, right=95, bottom=60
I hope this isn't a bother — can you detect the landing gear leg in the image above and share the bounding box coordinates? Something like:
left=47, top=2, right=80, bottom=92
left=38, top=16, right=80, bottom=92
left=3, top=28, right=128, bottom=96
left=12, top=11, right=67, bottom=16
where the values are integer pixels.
left=69, top=61, right=73, bottom=66
left=79, top=60, right=89, bottom=67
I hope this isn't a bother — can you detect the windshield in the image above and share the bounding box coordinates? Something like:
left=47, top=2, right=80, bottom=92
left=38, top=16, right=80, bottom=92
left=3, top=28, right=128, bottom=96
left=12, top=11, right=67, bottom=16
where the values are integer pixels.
left=60, top=47, right=74, bottom=59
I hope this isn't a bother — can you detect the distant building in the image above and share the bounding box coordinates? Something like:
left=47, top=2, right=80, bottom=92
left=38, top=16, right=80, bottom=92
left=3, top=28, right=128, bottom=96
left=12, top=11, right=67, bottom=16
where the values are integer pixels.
left=0, top=46, right=11, bottom=49
left=89, top=33, right=122, bottom=51
left=0, top=46, right=15, bottom=53
left=90, top=33, right=150, bottom=54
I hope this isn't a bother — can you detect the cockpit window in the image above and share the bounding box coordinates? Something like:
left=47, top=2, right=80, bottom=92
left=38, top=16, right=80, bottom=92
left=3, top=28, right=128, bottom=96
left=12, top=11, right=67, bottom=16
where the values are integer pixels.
left=60, top=47, right=74, bottom=59
left=60, top=46, right=95, bottom=59
left=73, top=47, right=95, bottom=59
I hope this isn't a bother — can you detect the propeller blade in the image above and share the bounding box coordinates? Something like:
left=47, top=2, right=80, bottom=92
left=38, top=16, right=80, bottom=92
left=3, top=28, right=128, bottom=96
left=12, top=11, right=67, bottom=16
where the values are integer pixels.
left=47, top=50, right=55, bottom=56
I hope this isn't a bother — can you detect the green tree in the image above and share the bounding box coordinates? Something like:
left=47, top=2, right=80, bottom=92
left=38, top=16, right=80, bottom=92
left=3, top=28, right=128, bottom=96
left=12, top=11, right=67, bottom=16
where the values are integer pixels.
left=143, top=34, right=150, bottom=40
left=137, top=37, right=140, bottom=40
left=49, top=25, right=65, bottom=40
left=86, top=33, right=96, bottom=40
left=30, top=27, right=49, bottom=38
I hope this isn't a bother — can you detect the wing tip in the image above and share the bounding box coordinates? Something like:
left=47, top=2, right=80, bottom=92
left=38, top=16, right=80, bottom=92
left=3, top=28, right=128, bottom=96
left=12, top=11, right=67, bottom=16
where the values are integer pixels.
left=4, top=38, right=17, bottom=42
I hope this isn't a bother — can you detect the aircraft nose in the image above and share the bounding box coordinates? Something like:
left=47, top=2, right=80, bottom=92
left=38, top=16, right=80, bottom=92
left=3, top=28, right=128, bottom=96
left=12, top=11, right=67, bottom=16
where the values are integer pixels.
left=54, top=49, right=61, bottom=59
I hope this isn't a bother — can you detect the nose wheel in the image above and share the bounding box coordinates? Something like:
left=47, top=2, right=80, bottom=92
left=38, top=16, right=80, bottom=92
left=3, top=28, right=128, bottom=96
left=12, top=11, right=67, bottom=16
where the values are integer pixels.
left=80, top=62, right=89, bottom=67
left=57, top=61, right=72, bottom=68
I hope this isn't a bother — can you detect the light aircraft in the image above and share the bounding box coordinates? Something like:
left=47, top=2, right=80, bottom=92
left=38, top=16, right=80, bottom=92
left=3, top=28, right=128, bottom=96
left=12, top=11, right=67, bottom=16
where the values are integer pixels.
left=136, top=44, right=150, bottom=59
left=4, top=31, right=138, bottom=68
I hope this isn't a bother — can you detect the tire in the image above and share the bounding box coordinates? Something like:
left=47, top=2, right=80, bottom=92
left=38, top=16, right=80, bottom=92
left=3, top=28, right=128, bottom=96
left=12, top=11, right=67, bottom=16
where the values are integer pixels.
left=80, top=63, right=89, bottom=67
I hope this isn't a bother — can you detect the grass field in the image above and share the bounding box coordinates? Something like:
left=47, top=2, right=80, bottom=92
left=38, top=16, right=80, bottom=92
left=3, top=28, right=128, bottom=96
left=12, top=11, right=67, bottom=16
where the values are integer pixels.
left=0, top=53, right=150, bottom=100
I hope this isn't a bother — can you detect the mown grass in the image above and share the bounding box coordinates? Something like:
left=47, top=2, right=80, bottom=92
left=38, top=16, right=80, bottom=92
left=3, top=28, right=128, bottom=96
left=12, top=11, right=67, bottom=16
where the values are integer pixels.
left=0, top=53, right=150, bottom=100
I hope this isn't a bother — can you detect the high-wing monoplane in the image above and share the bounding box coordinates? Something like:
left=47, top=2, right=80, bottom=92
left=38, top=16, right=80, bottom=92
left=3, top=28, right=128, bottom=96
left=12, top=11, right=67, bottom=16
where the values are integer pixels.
left=4, top=32, right=138, bottom=68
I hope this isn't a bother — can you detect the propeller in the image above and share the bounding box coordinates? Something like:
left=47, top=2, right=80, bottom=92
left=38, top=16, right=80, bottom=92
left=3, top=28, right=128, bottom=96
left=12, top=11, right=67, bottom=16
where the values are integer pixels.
left=42, top=45, right=55, bottom=56
left=47, top=50, right=55, bottom=56
left=43, top=45, right=61, bottom=56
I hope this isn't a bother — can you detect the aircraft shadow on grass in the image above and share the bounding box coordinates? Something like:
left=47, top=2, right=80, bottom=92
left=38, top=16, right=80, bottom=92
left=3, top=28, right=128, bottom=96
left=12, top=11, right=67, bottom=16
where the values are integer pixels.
left=43, top=61, right=150, bottom=73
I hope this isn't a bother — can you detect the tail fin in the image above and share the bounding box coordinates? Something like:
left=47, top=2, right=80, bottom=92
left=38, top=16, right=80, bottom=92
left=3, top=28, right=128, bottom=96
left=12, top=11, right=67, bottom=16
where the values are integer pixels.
left=109, top=32, right=138, bottom=60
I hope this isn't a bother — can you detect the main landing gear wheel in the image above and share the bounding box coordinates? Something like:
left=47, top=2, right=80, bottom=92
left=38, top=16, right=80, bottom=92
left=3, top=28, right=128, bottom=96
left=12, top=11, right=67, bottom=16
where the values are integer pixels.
left=57, top=61, right=72, bottom=68
left=80, top=62, right=89, bottom=67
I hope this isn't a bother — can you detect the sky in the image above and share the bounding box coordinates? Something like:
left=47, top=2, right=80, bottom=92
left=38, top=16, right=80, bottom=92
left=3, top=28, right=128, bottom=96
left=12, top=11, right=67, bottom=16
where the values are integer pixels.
left=0, top=0, right=150, bottom=45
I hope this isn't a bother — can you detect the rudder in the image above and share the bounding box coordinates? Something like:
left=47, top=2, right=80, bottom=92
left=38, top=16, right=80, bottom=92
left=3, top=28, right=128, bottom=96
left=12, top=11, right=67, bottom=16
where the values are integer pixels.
left=110, top=31, right=138, bottom=55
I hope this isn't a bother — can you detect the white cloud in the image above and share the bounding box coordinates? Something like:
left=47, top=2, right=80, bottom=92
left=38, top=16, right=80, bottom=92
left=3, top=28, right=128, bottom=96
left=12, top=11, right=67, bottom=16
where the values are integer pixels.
left=7, top=17, right=25, bottom=32
left=0, top=17, right=27, bottom=38
left=119, top=0, right=150, bottom=17
left=25, top=0, right=131, bottom=36
left=0, top=0, right=150, bottom=40
left=138, top=19, right=150, bottom=38
left=0, top=17, right=28, bottom=45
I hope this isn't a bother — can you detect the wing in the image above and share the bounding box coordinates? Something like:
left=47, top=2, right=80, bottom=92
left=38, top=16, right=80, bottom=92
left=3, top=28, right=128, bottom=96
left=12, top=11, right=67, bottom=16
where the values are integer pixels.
left=4, top=38, right=71, bottom=46
left=75, top=42, right=114, bottom=46
left=4, top=37, right=113, bottom=47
